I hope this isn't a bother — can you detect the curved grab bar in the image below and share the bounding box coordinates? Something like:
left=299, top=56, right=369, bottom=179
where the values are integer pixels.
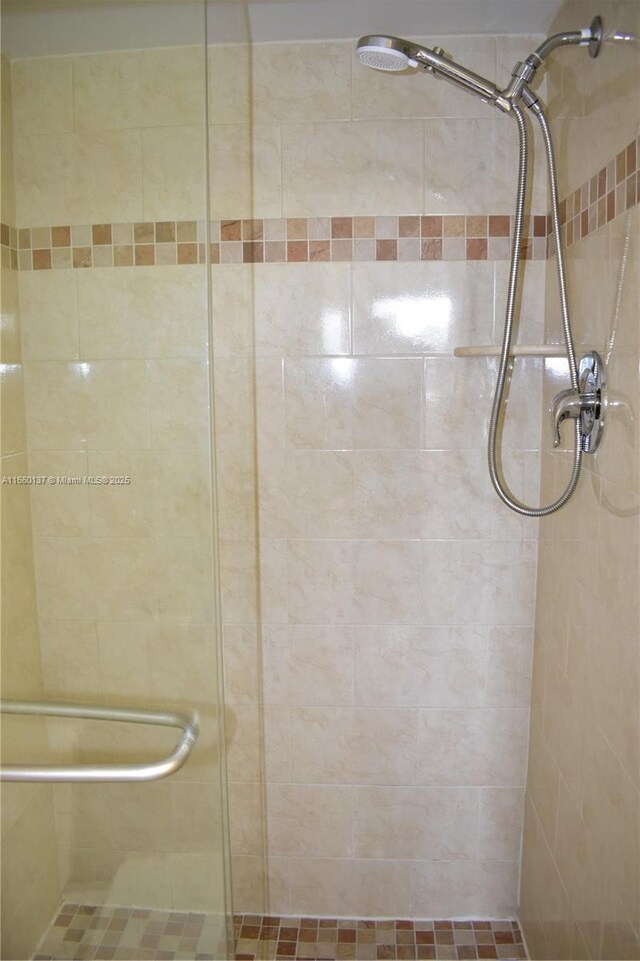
left=0, top=700, right=199, bottom=782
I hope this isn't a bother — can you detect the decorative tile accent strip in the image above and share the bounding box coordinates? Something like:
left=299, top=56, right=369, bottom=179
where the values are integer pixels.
left=232, top=914, right=527, bottom=960
left=0, top=222, right=18, bottom=270
left=9, top=134, right=640, bottom=272
left=549, top=133, right=639, bottom=255
left=13, top=215, right=546, bottom=270
left=33, top=902, right=225, bottom=960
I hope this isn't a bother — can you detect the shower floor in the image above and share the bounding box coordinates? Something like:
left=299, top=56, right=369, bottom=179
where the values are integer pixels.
left=33, top=905, right=526, bottom=960
left=233, top=915, right=526, bottom=960
left=33, top=903, right=225, bottom=960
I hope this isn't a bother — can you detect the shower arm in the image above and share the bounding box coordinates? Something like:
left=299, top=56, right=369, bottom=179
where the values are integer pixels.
left=409, top=18, right=603, bottom=114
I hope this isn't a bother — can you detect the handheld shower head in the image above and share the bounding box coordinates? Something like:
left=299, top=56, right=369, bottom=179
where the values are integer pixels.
left=357, top=32, right=508, bottom=109
left=356, top=36, right=418, bottom=71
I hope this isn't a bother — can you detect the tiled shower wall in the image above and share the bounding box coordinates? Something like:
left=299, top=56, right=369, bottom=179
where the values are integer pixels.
left=9, top=31, right=548, bottom=926
left=216, top=35, right=548, bottom=917
left=0, top=53, right=61, bottom=961
left=520, top=1, right=640, bottom=958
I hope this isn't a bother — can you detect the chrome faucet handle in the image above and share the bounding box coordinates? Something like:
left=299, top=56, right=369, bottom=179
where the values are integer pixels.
left=549, top=351, right=606, bottom=452
left=551, top=387, right=585, bottom=447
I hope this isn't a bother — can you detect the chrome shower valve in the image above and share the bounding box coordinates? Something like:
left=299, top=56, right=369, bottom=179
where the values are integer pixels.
left=551, top=351, right=606, bottom=452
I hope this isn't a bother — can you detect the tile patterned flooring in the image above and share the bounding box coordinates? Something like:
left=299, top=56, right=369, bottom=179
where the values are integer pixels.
left=33, top=905, right=526, bottom=961
left=33, top=903, right=226, bottom=960
left=233, top=915, right=526, bottom=961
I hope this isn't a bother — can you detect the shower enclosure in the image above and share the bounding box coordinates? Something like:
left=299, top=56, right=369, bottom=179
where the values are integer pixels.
left=1, top=1, right=638, bottom=960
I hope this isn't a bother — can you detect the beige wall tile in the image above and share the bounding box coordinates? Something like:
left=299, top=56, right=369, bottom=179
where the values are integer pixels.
left=281, top=120, right=424, bottom=216
left=353, top=260, right=494, bottom=354
left=78, top=265, right=208, bottom=360
left=28, top=450, right=91, bottom=536
left=23, top=360, right=149, bottom=450
left=73, top=47, right=204, bottom=131
left=354, top=786, right=479, bottom=860
left=219, top=538, right=259, bottom=624
left=210, top=263, right=254, bottom=358
left=222, top=624, right=260, bottom=706
left=39, top=618, right=101, bottom=701
left=96, top=622, right=217, bottom=705
left=417, top=708, right=529, bottom=786
left=87, top=449, right=211, bottom=539
left=421, top=539, right=537, bottom=625
left=228, top=781, right=265, bottom=858
left=290, top=707, right=419, bottom=785
left=354, top=626, right=486, bottom=708
left=263, top=626, right=355, bottom=707
left=477, top=788, right=526, bottom=861
left=1, top=56, right=16, bottom=225
left=254, top=262, right=350, bottom=356
left=11, top=57, right=73, bottom=135
left=287, top=857, right=412, bottom=917
left=213, top=356, right=256, bottom=450
left=284, top=357, right=423, bottom=450
left=411, top=859, right=519, bottom=918
left=225, top=704, right=263, bottom=782
left=287, top=539, right=423, bottom=625
left=258, top=449, right=356, bottom=539
left=15, top=130, right=143, bottom=225
left=208, top=43, right=251, bottom=125
left=1, top=267, right=21, bottom=364
left=141, top=126, right=206, bottom=221
left=147, top=359, right=210, bottom=449
left=484, top=626, right=534, bottom=707
left=253, top=41, right=351, bottom=122
left=1, top=786, right=59, bottom=933
left=1, top=454, right=38, bottom=640
left=1, top=820, right=60, bottom=961
left=19, top=270, right=80, bottom=361
left=209, top=124, right=282, bottom=219
left=267, top=784, right=353, bottom=858
left=33, top=535, right=157, bottom=621
left=235, top=855, right=268, bottom=915
left=1, top=362, right=27, bottom=455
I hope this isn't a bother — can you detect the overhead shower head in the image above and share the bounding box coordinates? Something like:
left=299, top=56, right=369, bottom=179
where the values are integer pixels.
left=356, top=35, right=419, bottom=71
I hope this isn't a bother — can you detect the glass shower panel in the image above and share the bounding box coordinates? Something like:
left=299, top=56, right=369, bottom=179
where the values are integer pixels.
left=0, top=2, right=231, bottom=958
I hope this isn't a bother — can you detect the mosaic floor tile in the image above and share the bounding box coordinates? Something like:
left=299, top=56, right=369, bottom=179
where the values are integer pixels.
left=34, top=905, right=526, bottom=961
left=33, top=903, right=226, bottom=960
left=231, top=916, right=526, bottom=961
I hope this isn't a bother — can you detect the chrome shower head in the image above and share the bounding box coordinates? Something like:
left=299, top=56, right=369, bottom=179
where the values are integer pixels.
left=356, top=35, right=419, bottom=71
left=356, top=33, right=507, bottom=108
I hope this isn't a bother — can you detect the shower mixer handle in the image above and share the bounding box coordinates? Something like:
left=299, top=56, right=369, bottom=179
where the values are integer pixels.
left=550, top=351, right=606, bottom=452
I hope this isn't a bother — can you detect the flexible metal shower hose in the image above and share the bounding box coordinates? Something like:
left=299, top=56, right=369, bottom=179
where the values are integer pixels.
left=487, top=102, right=583, bottom=516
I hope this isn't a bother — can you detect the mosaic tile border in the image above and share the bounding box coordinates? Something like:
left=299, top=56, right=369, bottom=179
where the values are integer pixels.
left=7, top=214, right=544, bottom=270
left=550, top=133, right=639, bottom=255
left=3, top=135, right=637, bottom=272
left=33, top=902, right=225, bottom=961
left=232, top=914, right=527, bottom=961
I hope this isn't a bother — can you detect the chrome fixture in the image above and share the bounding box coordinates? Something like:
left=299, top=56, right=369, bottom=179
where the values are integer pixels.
left=0, top=700, right=199, bottom=782
left=356, top=19, right=606, bottom=517
left=551, top=351, right=606, bottom=452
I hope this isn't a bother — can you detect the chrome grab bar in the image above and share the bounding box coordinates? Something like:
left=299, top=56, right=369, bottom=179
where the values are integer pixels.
left=0, top=700, right=199, bottom=783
